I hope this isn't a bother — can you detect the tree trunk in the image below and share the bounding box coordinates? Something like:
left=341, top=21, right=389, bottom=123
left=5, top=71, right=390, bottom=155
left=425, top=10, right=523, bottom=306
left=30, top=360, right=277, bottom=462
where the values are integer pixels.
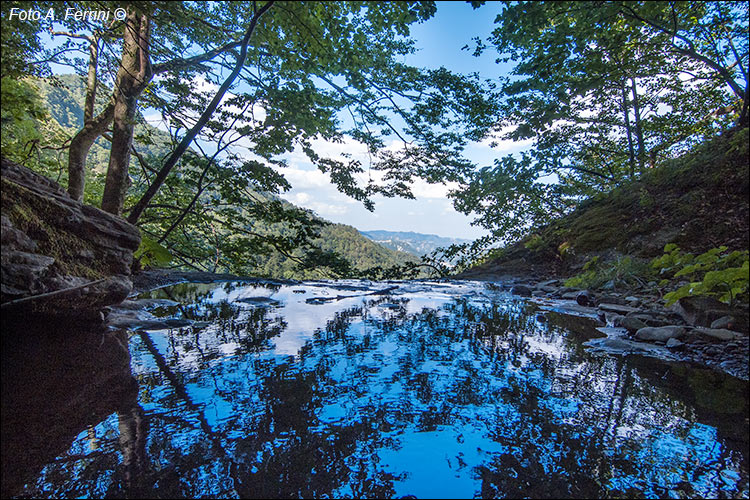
left=84, top=36, right=98, bottom=122
left=630, top=77, right=646, bottom=172
left=101, top=9, right=152, bottom=215
left=65, top=19, right=259, bottom=205
left=67, top=103, right=114, bottom=201
left=738, top=82, right=749, bottom=129
left=621, top=80, right=636, bottom=178
left=67, top=35, right=105, bottom=202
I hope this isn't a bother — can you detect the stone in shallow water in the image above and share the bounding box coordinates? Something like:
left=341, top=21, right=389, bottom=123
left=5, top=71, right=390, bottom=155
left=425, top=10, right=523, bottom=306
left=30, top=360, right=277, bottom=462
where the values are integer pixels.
left=576, top=290, right=594, bottom=306
left=635, top=326, right=685, bottom=342
left=584, top=336, right=676, bottom=360
left=666, top=338, right=685, bottom=349
left=236, top=296, right=282, bottom=307
left=622, top=316, right=647, bottom=333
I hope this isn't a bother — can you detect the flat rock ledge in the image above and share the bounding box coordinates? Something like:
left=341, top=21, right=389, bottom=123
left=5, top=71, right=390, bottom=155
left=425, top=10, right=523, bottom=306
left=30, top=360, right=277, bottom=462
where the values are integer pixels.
left=1, top=157, right=140, bottom=320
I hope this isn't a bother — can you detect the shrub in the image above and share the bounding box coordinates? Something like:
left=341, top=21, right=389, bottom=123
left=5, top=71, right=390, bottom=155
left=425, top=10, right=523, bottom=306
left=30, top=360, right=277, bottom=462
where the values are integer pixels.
left=651, top=244, right=749, bottom=306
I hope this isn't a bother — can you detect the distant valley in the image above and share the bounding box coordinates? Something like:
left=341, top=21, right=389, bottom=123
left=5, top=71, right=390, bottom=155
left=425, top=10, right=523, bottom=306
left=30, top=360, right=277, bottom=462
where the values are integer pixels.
left=360, top=230, right=471, bottom=257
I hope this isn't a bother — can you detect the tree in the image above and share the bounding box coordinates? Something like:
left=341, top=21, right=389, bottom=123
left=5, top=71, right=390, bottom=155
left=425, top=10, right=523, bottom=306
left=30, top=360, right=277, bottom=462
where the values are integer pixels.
left=454, top=0, right=743, bottom=247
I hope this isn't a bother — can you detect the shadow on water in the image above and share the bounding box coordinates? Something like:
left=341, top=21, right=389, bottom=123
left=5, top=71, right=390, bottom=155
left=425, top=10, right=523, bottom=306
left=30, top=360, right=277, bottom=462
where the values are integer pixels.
left=1, top=319, right=139, bottom=498
left=2, top=281, right=748, bottom=498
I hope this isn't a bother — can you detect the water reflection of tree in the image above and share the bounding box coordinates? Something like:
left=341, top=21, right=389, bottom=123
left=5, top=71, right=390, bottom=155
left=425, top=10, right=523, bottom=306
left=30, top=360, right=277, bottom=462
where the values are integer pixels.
left=19, top=286, right=749, bottom=498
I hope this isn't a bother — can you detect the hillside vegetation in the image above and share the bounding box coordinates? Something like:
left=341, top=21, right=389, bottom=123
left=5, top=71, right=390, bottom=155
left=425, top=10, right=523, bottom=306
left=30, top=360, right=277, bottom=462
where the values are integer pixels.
left=460, top=128, right=749, bottom=280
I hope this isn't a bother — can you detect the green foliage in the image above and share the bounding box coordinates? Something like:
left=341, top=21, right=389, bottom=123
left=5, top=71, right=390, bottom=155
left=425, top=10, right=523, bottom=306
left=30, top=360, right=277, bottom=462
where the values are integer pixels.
left=0, top=77, right=69, bottom=177
left=652, top=244, right=750, bottom=306
left=134, top=236, right=173, bottom=269
left=523, top=234, right=545, bottom=251
left=1, top=1, right=58, bottom=78
left=10, top=74, right=415, bottom=280
left=565, top=255, right=655, bottom=290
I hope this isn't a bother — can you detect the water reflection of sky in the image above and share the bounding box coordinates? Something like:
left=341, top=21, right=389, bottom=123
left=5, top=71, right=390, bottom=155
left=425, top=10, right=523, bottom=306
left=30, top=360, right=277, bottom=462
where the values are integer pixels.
left=14, top=280, right=749, bottom=499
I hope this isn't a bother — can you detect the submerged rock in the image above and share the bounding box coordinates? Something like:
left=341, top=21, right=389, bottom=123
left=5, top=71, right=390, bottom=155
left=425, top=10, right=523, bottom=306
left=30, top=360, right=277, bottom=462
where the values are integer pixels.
left=598, top=302, right=640, bottom=315
left=693, top=327, right=744, bottom=341
left=585, top=336, right=676, bottom=360
left=236, top=296, right=282, bottom=307
left=622, top=316, right=648, bottom=333
left=666, top=338, right=685, bottom=349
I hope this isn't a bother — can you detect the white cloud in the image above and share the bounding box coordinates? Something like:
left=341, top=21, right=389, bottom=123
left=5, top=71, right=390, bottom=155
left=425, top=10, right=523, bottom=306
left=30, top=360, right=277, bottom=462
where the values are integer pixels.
left=475, top=128, right=534, bottom=153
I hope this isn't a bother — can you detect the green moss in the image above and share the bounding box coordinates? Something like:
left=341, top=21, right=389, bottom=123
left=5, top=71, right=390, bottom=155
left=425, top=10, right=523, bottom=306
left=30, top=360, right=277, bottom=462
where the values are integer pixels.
left=1, top=177, right=107, bottom=279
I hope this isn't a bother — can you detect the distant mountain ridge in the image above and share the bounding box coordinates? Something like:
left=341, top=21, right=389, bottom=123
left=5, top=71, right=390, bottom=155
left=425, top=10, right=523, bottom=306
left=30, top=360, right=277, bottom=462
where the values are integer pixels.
left=360, top=230, right=471, bottom=257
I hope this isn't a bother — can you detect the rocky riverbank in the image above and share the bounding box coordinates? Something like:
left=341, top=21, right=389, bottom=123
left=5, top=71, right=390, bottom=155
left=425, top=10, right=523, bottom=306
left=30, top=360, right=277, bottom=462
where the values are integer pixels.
left=487, top=275, right=749, bottom=381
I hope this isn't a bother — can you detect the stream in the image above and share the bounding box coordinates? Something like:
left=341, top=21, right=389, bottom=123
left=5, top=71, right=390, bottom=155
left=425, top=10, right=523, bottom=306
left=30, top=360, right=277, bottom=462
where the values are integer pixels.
left=2, top=280, right=748, bottom=498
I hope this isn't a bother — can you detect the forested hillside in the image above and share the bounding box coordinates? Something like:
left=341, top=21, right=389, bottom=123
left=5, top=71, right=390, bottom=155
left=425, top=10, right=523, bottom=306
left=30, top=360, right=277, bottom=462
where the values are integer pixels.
left=2, top=74, right=416, bottom=278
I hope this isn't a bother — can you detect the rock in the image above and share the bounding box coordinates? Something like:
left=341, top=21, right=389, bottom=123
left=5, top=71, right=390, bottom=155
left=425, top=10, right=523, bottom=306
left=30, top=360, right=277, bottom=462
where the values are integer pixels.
left=693, top=327, right=744, bottom=341
left=670, top=296, right=730, bottom=327
left=537, top=279, right=559, bottom=287
left=116, top=298, right=180, bottom=310
left=625, top=311, right=670, bottom=327
left=665, top=338, right=684, bottom=349
left=710, top=315, right=737, bottom=330
left=1, top=158, right=140, bottom=318
left=584, top=337, right=676, bottom=360
left=598, top=302, right=640, bottom=314
left=562, top=291, right=579, bottom=300
left=635, top=326, right=685, bottom=342
left=596, top=326, right=628, bottom=338
left=510, top=285, right=532, bottom=297
left=108, top=314, right=192, bottom=331
left=576, top=290, right=594, bottom=306
left=236, top=296, right=282, bottom=307
left=605, top=312, right=625, bottom=327
left=621, top=316, right=648, bottom=333
left=624, top=296, right=641, bottom=305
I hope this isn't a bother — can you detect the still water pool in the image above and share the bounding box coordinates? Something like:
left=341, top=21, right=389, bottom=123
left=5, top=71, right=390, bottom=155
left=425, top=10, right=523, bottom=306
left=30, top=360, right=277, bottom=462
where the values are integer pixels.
left=2, top=280, right=748, bottom=498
